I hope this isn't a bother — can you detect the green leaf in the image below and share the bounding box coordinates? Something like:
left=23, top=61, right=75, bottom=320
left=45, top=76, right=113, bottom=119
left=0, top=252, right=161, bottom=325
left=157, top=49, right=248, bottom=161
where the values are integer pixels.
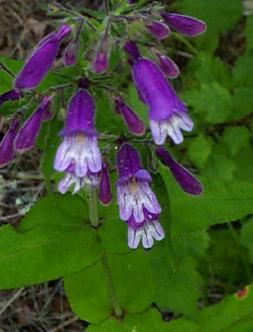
left=160, top=165, right=253, bottom=236
left=85, top=309, right=170, bottom=332
left=230, top=87, right=253, bottom=120
left=183, top=83, right=232, bottom=124
left=233, top=55, right=253, bottom=88
left=240, top=217, right=253, bottom=263
left=185, top=53, right=232, bottom=89
left=64, top=251, right=154, bottom=323
left=245, top=15, right=253, bottom=53
left=0, top=195, right=101, bottom=289
left=187, top=134, right=212, bottom=169
left=173, top=0, right=243, bottom=53
left=222, top=126, right=250, bottom=157
left=197, top=284, right=253, bottom=331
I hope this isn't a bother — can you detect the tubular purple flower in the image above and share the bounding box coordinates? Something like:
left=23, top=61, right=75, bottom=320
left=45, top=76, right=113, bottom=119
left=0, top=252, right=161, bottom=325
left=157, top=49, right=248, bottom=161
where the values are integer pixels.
left=156, top=147, right=203, bottom=195
left=156, top=53, right=180, bottom=78
left=116, top=143, right=164, bottom=249
left=15, top=24, right=71, bottom=90
left=124, top=40, right=141, bottom=63
left=145, top=21, right=171, bottom=40
left=114, top=96, right=145, bottom=136
left=63, top=40, right=80, bottom=67
left=132, top=58, right=193, bottom=145
left=161, top=12, right=206, bottom=37
left=0, top=118, right=19, bottom=167
left=58, top=164, right=100, bottom=194
left=99, top=163, right=112, bottom=205
left=15, top=96, right=52, bottom=151
left=0, top=89, right=21, bottom=107
left=54, top=89, right=102, bottom=180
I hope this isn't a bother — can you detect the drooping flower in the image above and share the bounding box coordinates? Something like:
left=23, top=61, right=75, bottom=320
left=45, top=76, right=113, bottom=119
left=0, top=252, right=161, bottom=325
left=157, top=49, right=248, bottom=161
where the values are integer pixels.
left=0, top=89, right=21, bottom=107
left=92, top=37, right=110, bottom=74
left=15, top=96, right=52, bottom=151
left=63, top=40, right=80, bottom=67
left=58, top=164, right=100, bottom=194
left=161, top=12, right=206, bottom=37
left=116, top=143, right=164, bottom=249
left=156, top=147, right=203, bottom=195
left=156, top=53, right=180, bottom=78
left=114, top=96, right=145, bottom=136
left=99, top=163, right=112, bottom=205
left=54, top=89, right=102, bottom=187
left=15, top=24, right=71, bottom=90
left=145, top=21, right=171, bottom=40
left=132, top=58, right=193, bottom=145
left=0, top=117, right=19, bottom=167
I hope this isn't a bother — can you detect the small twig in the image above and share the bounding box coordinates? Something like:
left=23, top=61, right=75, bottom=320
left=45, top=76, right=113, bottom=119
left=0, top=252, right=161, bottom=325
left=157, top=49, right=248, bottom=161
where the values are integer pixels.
left=48, top=316, right=79, bottom=332
left=0, top=287, right=25, bottom=316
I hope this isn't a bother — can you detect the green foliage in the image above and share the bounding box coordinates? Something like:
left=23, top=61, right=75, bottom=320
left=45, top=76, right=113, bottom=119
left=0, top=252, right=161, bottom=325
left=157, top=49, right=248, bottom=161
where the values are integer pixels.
left=1, top=0, right=253, bottom=330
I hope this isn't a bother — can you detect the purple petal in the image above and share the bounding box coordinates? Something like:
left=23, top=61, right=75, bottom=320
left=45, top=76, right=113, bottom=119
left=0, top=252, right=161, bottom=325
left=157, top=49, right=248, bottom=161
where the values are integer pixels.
left=61, top=89, right=96, bottom=136
left=15, top=25, right=71, bottom=90
left=0, top=118, right=19, bottom=167
left=92, top=38, right=110, bottom=74
left=156, top=147, right=203, bottom=195
left=0, top=89, right=21, bottom=107
left=14, top=97, right=51, bottom=151
left=146, top=21, right=171, bottom=40
left=156, top=53, right=180, bottom=78
left=132, top=58, right=187, bottom=121
left=99, top=163, right=112, bottom=205
left=114, top=96, right=145, bottom=135
left=161, top=12, right=206, bottom=37
left=116, top=143, right=143, bottom=181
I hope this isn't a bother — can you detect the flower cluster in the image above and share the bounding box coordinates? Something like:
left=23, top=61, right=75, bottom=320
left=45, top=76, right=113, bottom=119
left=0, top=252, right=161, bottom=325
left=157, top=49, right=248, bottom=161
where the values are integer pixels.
left=0, top=2, right=206, bottom=249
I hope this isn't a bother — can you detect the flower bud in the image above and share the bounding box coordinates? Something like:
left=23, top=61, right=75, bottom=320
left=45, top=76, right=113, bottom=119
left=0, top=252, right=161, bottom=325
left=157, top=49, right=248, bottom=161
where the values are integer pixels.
left=145, top=21, right=171, bottom=40
left=63, top=40, right=80, bottom=67
left=156, top=53, right=180, bottom=78
left=99, top=163, right=112, bottom=205
left=0, top=118, right=19, bottom=167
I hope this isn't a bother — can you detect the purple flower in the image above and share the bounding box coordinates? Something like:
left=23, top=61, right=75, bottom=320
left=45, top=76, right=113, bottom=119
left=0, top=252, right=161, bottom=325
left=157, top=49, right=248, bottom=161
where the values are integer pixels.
left=15, top=25, right=71, bottom=90
left=114, top=96, right=145, bottom=136
left=116, top=143, right=164, bottom=249
left=145, top=21, right=171, bottom=40
left=58, top=164, right=100, bottom=194
left=0, top=118, right=19, bottom=167
left=132, top=58, right=193, bottom=145
left=54, top=89, right=102, bottom=183
left=0, top=89, right=21, bottom=107
left=99, top=163, right=112, bottom=205
left=156, top=147, right=203, bottom=195
left=63, top=40, right=80, bottom=67
left=161, top=12, right=206, bottom=37
left=124, top=41, right=141, bottom=63
left=15, top=96, right=52, bottom=151
left=92, top=38, right=109, bottom=74
left=156, top=53, right=180, bottom=78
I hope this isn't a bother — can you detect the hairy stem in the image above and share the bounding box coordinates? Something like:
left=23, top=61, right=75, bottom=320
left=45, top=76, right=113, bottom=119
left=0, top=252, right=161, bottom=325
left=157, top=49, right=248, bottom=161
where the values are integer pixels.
left=104, top=0, right=110, bottom=16
left=101, top=253, right=124, bottom=318
left=88, top=188, right=99, bottom=227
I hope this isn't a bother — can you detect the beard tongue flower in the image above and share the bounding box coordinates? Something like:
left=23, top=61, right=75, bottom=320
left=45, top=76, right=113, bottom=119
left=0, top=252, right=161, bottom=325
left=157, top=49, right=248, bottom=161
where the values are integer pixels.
left=114, top=96, right=145, bottom=136
left=15, top=96, right=52, bottom=151
left=54, top=89, right=102, bottom=193
left=133, top=58, right=193, bottom=145
left=99, top=163, right=113, bottom=205
left=161, top=12, right=206, bottom=37
left=124, top=40, right=141, bottom=65
left=15, top=24, right=71, bottom=90
left=156, top=147, right=203, bottom=195
left=145, top=21, right=171, bottom=40
left=116, top=143, right=164, bottom=249
left=0, top=117, right=19, bottom=167
left=92, top=37, right=110, bottom=74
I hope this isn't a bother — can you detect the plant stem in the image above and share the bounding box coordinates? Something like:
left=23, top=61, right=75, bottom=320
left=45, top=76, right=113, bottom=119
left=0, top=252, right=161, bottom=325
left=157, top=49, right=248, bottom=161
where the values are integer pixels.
left=104, top=0, right=110, bottom=16
left=88, top=187, right=100, bottom=227
left=101, top=253, right=123, bottom=318
left=173, top=32, right=199, bottom=56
